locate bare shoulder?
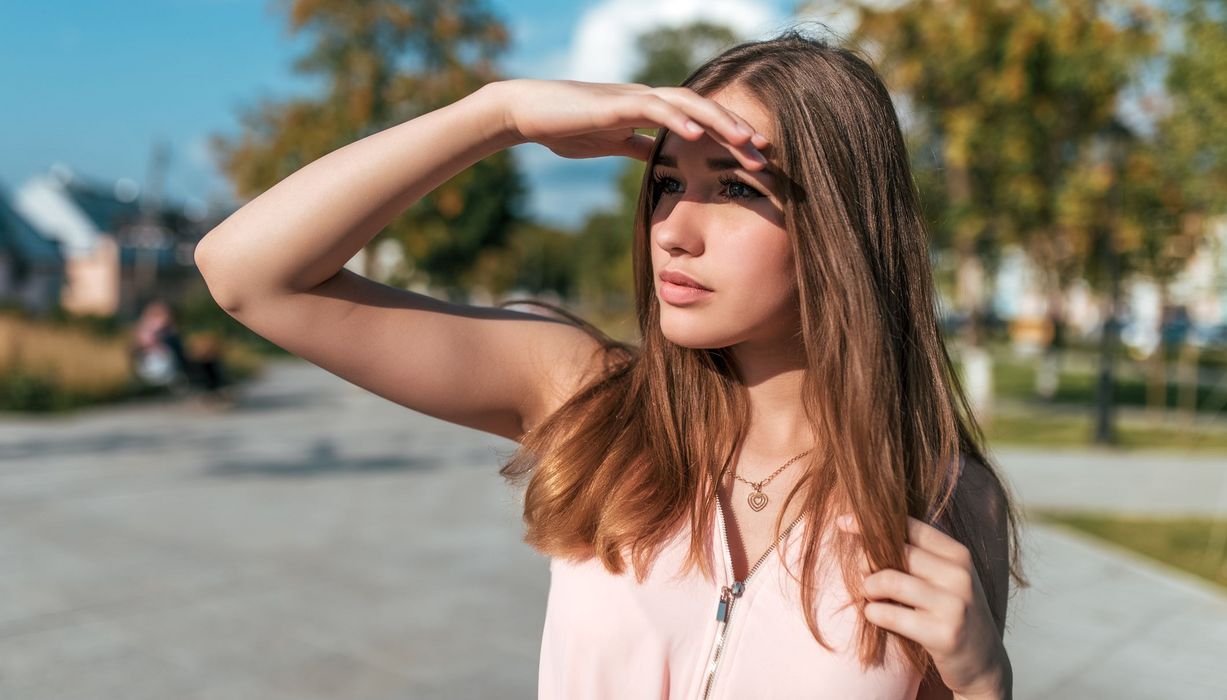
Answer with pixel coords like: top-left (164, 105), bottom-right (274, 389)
top-left (517, 315), bottom-right (611, 437)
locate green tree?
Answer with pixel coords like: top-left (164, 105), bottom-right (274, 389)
top-left (807, 0), bottom-right (1165, 437)
top-left (1159, 0), bottom-right (1227, 218)
top-left (823, 0), bottom-right (1160, 315)
top-left (464, 220), bottom-right (580, 299)
top-left (210, 0), bottom-right (527, 301)
top-left (1125, 0), bottom-right (1227, 411)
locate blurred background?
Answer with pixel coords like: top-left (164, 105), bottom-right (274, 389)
top-left (2, 0), bottom-right (1226, 698)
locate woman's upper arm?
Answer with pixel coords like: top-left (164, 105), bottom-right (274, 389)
top-left (214, 267), bottom-right (604, 442)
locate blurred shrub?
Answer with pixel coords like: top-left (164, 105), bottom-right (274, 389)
top-left (0, 285), bottom-right (267, 412)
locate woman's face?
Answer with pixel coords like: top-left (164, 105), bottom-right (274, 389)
top-left (649, 86), bottom-right (797, 350)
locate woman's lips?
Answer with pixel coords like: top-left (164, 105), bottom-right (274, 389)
top-left (659, 280), bottom-right (714, 305)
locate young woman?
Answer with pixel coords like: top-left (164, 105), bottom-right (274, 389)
top-left (197, 28), bottom-right (1027, 700)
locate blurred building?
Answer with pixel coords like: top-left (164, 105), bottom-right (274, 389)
top-left (1164, 216), bottom-right (1227, 327)
top-left (0, 180), bottom-right (65, 317)
top-left (10, 164), bottom-right (224, 321)
top-left (993, 214), bottom-right (1227, 354)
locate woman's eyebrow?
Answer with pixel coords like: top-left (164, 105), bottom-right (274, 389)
top-left (655, 153), bottom-right (778, 179)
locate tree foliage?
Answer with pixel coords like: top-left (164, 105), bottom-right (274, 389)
top-left (824, 0), bottom-right (1161, 302)
top-left (210, 0), bottom-right (527, 300)
top-left (1161, 0), bottom-right (1227, 217)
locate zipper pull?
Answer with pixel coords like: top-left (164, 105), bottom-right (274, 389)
top-left (714, 581), bottom-right (747, 622)
top-left (715, 585), bottom-right (731, 622)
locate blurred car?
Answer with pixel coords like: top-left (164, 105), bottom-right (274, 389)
top-left (1121, 310), bottom-right (1219, 358)
top-left (937, 307), bottom-right (1008, 340)
top-left (1189, 323), bottom-right (1227, 351)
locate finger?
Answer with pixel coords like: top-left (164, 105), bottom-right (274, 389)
top-left (651, 89), bottom-right (768, 170)
top-left (836, 514), bottom-right (969, 567)
top-left (851, 537), bottom-right (957, 584)
top-left (622, 132), bottom-right (657, 162)
top-left (904, 516), bottom-right (971, 565)
top-left (862, 601), bottom-right (945, 650)
top-left (863, 567), bottom-right (952, 613)
top-left (655, 86), bottom-right (759, 147)
top-left (901, 542), bottom-right (972, 594)
top-left (687, 124), bottom-right (768, 171)
top-left (632, 94), bottom-right (709, 143)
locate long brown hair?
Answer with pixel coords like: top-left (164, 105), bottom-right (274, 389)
top-left (498, 26), bottom-right (1028, 676)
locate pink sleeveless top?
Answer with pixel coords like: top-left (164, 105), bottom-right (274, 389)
top-left (537, 494), bottom-right (923, 699)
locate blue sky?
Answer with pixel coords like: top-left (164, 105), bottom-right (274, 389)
top-left (0, 0), bottom-right (808, 229)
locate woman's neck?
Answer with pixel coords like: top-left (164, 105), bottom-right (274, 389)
top-left (742, 373), bottom-right (814, 454)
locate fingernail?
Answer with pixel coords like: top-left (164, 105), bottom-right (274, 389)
top-left (685, 120), bottom-right (703, 133)
top-left (749, 148), bottom-right (767, 163)
top-left (736, 123), bottom-right (754, 137)
top-left (835, 514), bottom-right (854, 529)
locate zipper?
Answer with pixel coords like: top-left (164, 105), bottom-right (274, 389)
top-left (698, 493), bottom-right (806, 700)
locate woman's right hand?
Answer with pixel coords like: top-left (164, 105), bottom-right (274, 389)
top-left (492, 79), bottom-right (772, 170)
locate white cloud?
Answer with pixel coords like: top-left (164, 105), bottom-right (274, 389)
top-left (562, 0), bottom-right (786, 84)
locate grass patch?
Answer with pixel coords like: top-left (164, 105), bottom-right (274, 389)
top-left (985, 411), bottom-right (1227, 452)
top-left (0, 303), bottom-right (266, 412)
top-left (973, 348), bottom-right (1227, 416)
top-left (1029, 509), bottom-right (1227, 591)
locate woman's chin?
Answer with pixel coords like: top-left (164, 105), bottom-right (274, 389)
top-left (659, 320), bottom-right (734, 350)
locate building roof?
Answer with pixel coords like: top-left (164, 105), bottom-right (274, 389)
top-left (12, 165), bottom-right (210, 257)
top-left (0, 179), bottom-right (63, 267)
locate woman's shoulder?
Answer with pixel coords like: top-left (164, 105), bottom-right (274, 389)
top-left (950, 451), bottom-right (1014, 635)
top-left (952, 453), bottom-right (1008, 529)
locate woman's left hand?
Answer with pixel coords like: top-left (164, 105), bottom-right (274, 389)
top-left (835, 514), bottom-right (1009, 700)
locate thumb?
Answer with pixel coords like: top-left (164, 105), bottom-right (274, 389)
top-left (621, 132), bottom-right (657, 162)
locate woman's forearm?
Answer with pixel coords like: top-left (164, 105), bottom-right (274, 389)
top-left (194, 81), bottom-right (521, 311)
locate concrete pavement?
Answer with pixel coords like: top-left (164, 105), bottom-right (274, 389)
top-left (992, 445), bottom-right (1227, 517)
top-left (1002, 511), bottom-right (1227, 698)
top-left (2, 357), bottom-right (1225, 699)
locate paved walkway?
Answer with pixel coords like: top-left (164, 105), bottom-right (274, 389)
top-left (1, 358), bottom-right (1225, 699)
top-left (991, 445), bottom-right (1227, 517)
top-left (990, 445), bottom-right (1227, 698)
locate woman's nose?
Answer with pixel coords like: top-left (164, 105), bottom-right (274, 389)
top-left (652, 199), bottom-right (709, 253)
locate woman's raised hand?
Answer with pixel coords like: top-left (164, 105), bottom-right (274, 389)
top-left (836, 514), bottom-right (1011, 700)
top-left (491, 79), bottom-right (771, 170)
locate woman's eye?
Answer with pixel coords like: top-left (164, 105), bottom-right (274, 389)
top-left (717, 175), bottom-right (763, 200)
top-left (649, 172), bottom-right (762, 202)
top-left (651, 174), bottom-right (682, 196)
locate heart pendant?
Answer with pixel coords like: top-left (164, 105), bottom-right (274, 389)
top-left (748, 491), bottom-right (768, 512)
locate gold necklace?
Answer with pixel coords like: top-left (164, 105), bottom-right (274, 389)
top-left (731, 448), bottom-right (813, 512)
